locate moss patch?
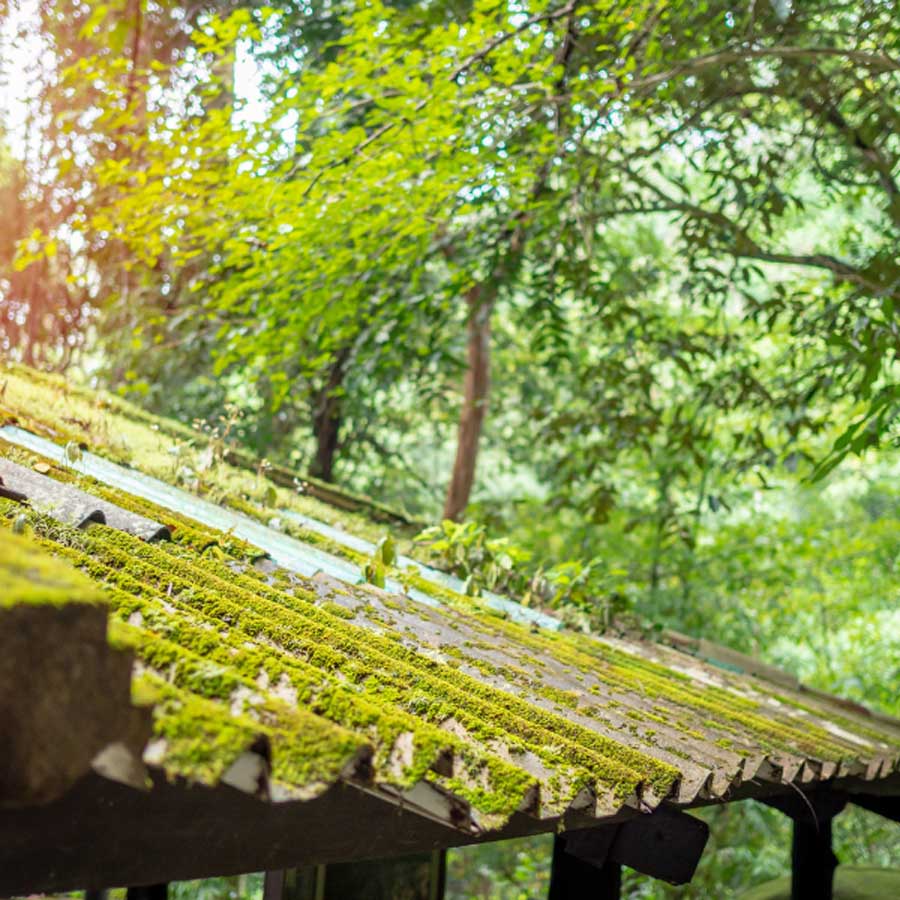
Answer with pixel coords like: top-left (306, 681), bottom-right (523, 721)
top-left (3, 365), bottom-right (898, 824)
top-left (0, 361), bottom-right (410, 544)
top-left (0, 524), bottom-right (104, 609)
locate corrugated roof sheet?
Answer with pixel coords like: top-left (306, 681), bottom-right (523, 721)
top-left (2, 361), bottom-right (899, 838)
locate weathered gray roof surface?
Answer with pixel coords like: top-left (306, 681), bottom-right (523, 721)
top-left (2, 362), bottom-right (899, 847)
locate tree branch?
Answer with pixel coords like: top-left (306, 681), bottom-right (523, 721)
top-left (630, 44), bottom-right (900, 95)
top-left (449, 1), bottom-right (578, 84)
top-left (620, 167), bottom-right (885, 292)
top-left (797, 91), bottom-right (899, 212)
top-left (126, 0), bottom-right (143, 109)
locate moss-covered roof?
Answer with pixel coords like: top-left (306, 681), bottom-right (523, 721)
top-left (0, 526), bottom-right (103, 609)
top-left (2, 360), bottom-right (899, 835)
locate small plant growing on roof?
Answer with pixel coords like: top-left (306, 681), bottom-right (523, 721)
top-left (174, 402), bottom-right (248, 498)
top-left (413, 519), bottom-right (531, 597)
top-left (254, 458), bottom-right (278, 508)
top-left (64, 441), bottom-right (82, 466)
top-left (361, 533), bottom-right (397, 589)
top-left (192, 402), bottom-right (244, 468)
top-left (167, 439), bottom-right (199, 489)
top-left (532, 559), bottom-right (628, 633)
top-left (414, 520), bottom-right (629, 632)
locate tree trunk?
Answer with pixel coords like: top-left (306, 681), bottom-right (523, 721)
top-left (310, 348), bottom-right (350, 483)
top-left (311, 398), bottom-right (341, 483)
top-left (440, 11), bottom-right (578, 521)
top-left (443, 287), bottom-right (493, 521)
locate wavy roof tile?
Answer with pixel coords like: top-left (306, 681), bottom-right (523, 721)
top-left (1, 361), bottom-right (899, 894)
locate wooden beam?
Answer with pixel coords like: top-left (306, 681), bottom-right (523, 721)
top-left (549, 835), bottom-right (621, 900)
top-left (556, 805), bottom-right (709, 888)
top-left (762, 790), bottom-right (847, 822)
top-left (850, 793), bottom-right (900, 825)
top-left (0, 772), bottom-right (477, 896)
top-left (8, 760), bottom-right (884, 899)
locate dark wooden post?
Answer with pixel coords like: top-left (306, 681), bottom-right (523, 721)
top-left (126, 885), bottom-right (168, 900)
top-left (791, 812), bottom-right (838, 900)
top-left (264, 866), bottom-right (324, 900)
top-left (763, 790), bottom-right (847, 900)
top-left (265, 853), bottom-right (444, 900)
top-left (264, 870), bottom-right (286, 900)
top-left (549, 834), bottom-right (621, 899)
top-left (85, 891), bottom-right (109, 900)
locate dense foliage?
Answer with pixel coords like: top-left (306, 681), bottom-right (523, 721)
top-left (1, 0), bottom-right (898, 897)
top-left (7, 0), bottom-right (900, 506)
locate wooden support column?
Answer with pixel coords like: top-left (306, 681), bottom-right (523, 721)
top-left (791, 811), bottom-right (838, 900)
top-left (549, 834), bottom-right (621, 900)
top-left (264, 870), bottom-right (286, 900)
top-left (264, 866), bottom-right (324, 900)
top-left (126, 886), bottom-right (168, 900)
top-left (85, 891), bottom-right (109, 900)
top-left (264, 852), bottom-right (445, 900)
top-left (763, 790), bottom-right (847, 900)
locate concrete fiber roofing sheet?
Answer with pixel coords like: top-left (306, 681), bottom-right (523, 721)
top-left (2, 361), bottom-right (900, 837)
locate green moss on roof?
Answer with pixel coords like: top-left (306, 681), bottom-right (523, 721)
top-left (128, 667), bottom-right (365, 790)
top-left (2, 362), bottom-right (898, 828)
top-left (15, 512), bottom-right (537, 817)
top-left (0, 523), bottom-right (103, 608)
top-left (39, 515), bottom-right (671, 805)
top-left (10, 482), bottom-right (895, 800)
top-left (415, 594), bottom-right (861, 764)
top-left (0, 361), bottom-right (410, 543)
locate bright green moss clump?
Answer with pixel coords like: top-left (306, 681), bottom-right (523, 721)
top-left (0, 523), bottom-right (103, 609)
top-left (128, 668), bottom-right (366, 790)
top-left (125, 639), bottom-right (408, 798)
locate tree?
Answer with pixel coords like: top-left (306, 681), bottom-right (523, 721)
top-left (14, 0), bottom-right (899, 518)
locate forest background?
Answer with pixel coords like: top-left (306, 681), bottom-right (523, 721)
top-left (0, 0), bottom-right (898, 896)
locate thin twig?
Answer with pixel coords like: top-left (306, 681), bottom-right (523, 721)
top-left (630, 44), bottom-right (900, 94)
top-left (449, 1), bottom-right (578, 84)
